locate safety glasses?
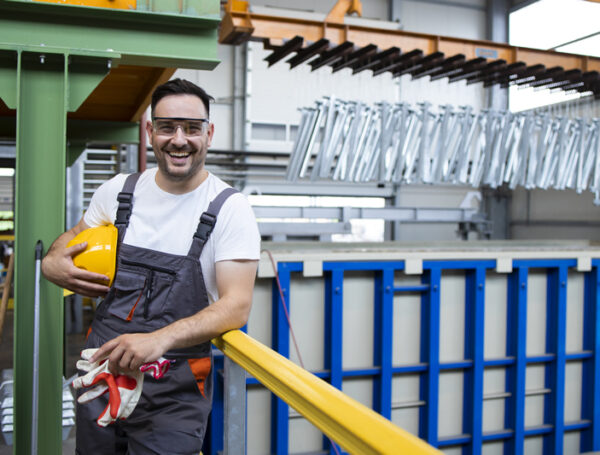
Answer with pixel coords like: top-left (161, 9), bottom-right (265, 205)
top-left (152, 117), bottom-right (210, 137)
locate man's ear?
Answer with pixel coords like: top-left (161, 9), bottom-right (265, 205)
top-left (206, 123), bottom-right (215, 147)
top-left (145, 119), bottom-right (153, 142)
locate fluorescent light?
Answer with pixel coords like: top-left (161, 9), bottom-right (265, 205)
top-left (556, 33), bottom-right (600, 57)
top-left (510, 0), bottom-right (600, 50)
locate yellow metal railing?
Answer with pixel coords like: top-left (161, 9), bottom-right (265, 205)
top-left (212, 330), bottom-right (441, 455)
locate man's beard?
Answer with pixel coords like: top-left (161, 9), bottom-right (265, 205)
top-left (157, 145), bottom-right (205, 181)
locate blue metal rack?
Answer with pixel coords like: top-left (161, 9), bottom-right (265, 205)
top-left (207, 257), bottom-right (600, 455)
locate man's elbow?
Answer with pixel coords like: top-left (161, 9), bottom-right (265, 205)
top-left (230, 296), bottom-right (253, 330)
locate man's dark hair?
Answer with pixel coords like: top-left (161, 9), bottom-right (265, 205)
top-left (151, 78), bottom-right (214, 118)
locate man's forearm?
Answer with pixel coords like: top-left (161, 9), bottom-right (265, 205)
top-left (90, 259), bottom-right (258, 371)
top-left (41, 218), bottom-right (111, 296)
top-left (90, 293), bottom-right (252, 372)
top-left (41, 227), bottom-right (80, 283)
top-left (156, 294), bottom-right (251, 352)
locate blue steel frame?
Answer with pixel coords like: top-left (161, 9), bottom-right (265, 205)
top-left (207, 257), bottom-right (600, 455)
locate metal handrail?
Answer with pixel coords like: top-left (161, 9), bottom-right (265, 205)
top-left (212, 329), bottom-right (441, 455)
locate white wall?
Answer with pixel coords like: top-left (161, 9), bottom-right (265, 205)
top-left (399, 0), bottom-right (486, 40)
top-left (177, 0), bottom-right (493, 242)
top-left (510, 187), bottom-right (600, 241)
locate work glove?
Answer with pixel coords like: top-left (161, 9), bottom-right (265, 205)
top-left (73, 348), bottom-right (171, 427)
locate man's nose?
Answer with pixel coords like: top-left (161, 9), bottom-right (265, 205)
top-left (171, 126), bottom-right (187, 145)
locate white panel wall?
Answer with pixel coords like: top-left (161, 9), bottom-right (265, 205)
top-left (511, 188), bottom-right (600, 241)
top-left (399, 0), bottom-right (486, 40)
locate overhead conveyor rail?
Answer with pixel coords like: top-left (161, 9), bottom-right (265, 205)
top-left (220, 0), bottom-right (600, 98)
top-left (212, 329), bottom-right (441, 455)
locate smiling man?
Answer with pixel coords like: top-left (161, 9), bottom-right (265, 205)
top-left (42, 79), bottom-right (261, 454)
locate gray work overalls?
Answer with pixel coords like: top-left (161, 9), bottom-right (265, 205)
top-left (76, 172), bottom-right (236, 455)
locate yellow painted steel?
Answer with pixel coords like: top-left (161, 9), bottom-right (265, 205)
top-left (33, 0), bottom-right (136, 10)
top-left (212, 330), bottom-right (441, 455)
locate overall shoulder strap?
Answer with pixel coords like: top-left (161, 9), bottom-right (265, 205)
top-left (188, 187), bottom-right (239, 258)
top-left (115, 172), bottom-right (142, 244)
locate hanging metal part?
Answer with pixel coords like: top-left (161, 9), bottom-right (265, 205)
top-left (264, 35), bottom-right (304, 66)
top-left (593, 120), bottom-right (600, 204)
top-left (412, 53), bottom-right (465, 80)
top-left (287, 38), bottom-right (330, 68)
top-left (310, 41), bottom-right (355, 71)
top-left (353, 47), bottom-right (401, 75)
top-left (442, 58), bottom-right (485, 83)
top-left (331, 44), bottom-right (378, 72)
top-left (373, 49), bottom-right (423, 77)
top-left (484, 62), bottom-right (527, 87)
top-left (397, 52), bottom-right (445, 78)
top-left (220, 0), bottom-right (600, 96)
top-left (288, 97), bottom-right (600, 202)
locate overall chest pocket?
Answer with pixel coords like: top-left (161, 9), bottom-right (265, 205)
top-left (109, 261), bottom-right (176, 323)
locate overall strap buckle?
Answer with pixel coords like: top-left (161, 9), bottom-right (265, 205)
top-left (194, 213), bottom-right (217, 242)
top-left (115, 192), bottom-right (134, 227)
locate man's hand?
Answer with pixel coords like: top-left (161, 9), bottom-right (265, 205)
top-left (41, 218), bottom-right (111, 297)
top-left (74, 348), bottom-right (172, 426)
top-left (42, 241), bottom-right (111, 297)
top-left (90, 332), bottom-right (172, 375)
top-left (73, 348), bottom-right (144, 427)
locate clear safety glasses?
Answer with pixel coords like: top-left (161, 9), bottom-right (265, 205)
top-left (152, 117), bottom-right (210, 137)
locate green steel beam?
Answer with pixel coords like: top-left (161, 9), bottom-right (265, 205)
top-left (67, 119), bottom-right (140, 165)
top-left (67, 145), bottom-right (86, 167)
top-left (0, 53), bottom-right (17, 109)
top-left (0, 48), bottom-right (111, 455)
top-left (67, 119), bottom-right (139, 144)
top-left (1, 117), bottom-right (140, 166)
top-left (0, 0), bottom-right (220, 69)
top-left (1, 118), bottom-right (139, 144)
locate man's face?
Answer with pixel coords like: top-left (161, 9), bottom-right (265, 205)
top-left (147, 94), bottom-right (214, 184)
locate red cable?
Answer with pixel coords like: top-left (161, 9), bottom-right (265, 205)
top-left (263, 249), bottom-right (342, 455)
top-left (264, 249), bottom-right (305, 368)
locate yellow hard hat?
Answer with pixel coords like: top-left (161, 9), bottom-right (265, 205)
top-left (64, 224), bottom-right (118, 295)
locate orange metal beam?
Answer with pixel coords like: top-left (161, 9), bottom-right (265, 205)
top-left (219, 1), bottom-right (600, 96)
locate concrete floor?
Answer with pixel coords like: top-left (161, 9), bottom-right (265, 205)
top-left (0, 310), bottom-right (88, 455)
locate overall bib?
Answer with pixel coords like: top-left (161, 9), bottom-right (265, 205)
top-left (76, 173), bottom-right (236, 455)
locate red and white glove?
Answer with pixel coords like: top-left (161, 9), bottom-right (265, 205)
top-left (73, 348), bottom-right (171, 427)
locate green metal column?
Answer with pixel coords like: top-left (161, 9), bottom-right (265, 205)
top-left (0, 48), bottom-right (110, 454)
top-left (0, 1), bottom-right (220, 451)
top-left (17, 49), bottom-right (67, 455)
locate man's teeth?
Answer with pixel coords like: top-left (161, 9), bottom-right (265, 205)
top-left (168, 151), bottom-right (190, 157)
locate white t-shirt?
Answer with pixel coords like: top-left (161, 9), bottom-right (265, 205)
top-left (84, 168), bottom-right (261, 303)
